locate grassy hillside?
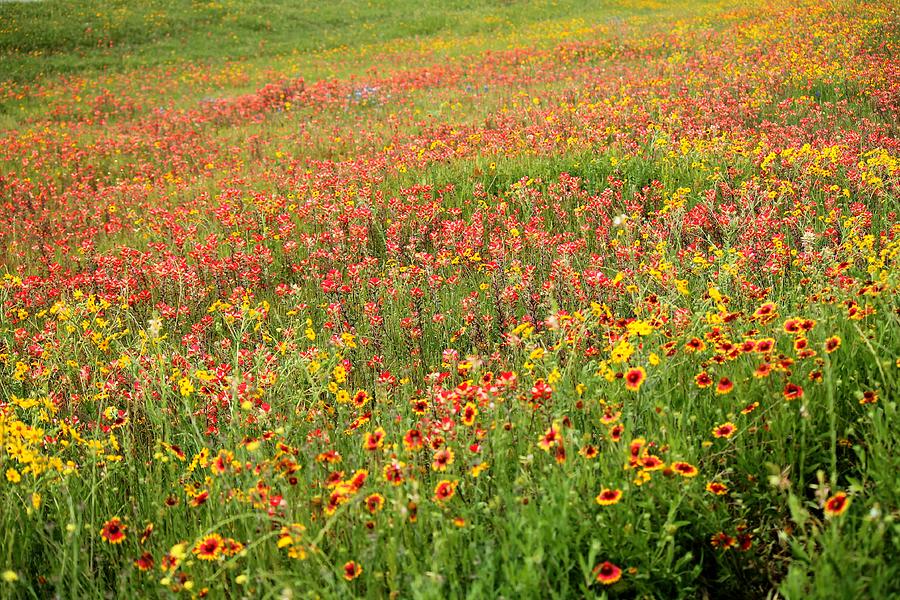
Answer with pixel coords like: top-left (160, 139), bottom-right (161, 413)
top-left (0, 0), bottom-right (710, 82)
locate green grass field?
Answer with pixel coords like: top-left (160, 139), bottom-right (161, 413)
top-left (0, 0), bottom-right (715, 82)
top-left (0, 0), bottom-right (898, 598)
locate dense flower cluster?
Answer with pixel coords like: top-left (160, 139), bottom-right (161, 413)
top-left (0, 0), bottom-right (898, 597)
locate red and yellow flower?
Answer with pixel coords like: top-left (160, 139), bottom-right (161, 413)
top-left (433, 479), bottom-right (458, 503)
top-left (595, 488), bottom-right (623, 506)
top-left (824, 492), bottom-right (850, 517)
top-left (593, 561), bottom-right (622, 585)
top-left (624, 367), bottom-right (646, 392)
top-left (672, 461), bottom-right (698, 478)
top-left (193, 533), bottom-right (225, 561)
top-left (343, 560), bottom-right (362, 581)
top-left (100, 517), bottom-right (127, 544)
top-left (712, 422), bottom-right (737, 439)
top-left (706, 481), bottom-right (729, 495)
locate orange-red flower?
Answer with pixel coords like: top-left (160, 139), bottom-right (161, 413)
top-left (383, 461), bottom-right (406, 486)
top-left (211, 449), bottom-right (232, 474)
top-left (348, 469), bottom-right (368, 491)
top-left (640, 455), bottom-right (665, 471)
top-left (433, 479), bottom-right (458, 503)
top-left (712, 422), bottom-right (737, 439)
top-left (624, 367), bottom-right (646, 392)
top-left (711, 532), bottom-right (736, 549)
top-left (223, 538), bottom-right (244, 557)
top-left (431, 447), bottom-right (455, 471)
top-left (403, 429), bottom-right (424, 452)
top-left (461, 402), bottom-right (478, 426)
top-left (365, 493), bottom-right (385, 514)
top-left (824, 336), bottom-right (841, 353)
top-left (754, 338), bottom-right (775, 353)
top-left (139, 522), bottom-right (154, 545)
top-left (685, 337), bottom-right (706, 352)
top-left (134, 552), bottom-right (154, 571)
top-left (672, 461), bottom-right (698, 477)
top-left (538, 425), bottom-right (561, 451)
top-left (595, 488), bottom-right (622, 506)
top-left (754, 362), bottom-right (772, 378)
top-left (100, 517), bottom-right (127, 544)
top-left (695, 372), bottom-right (713, 388)
top-left (343, 560), bottom-right (362, 581)
top-left (706, 481), bottom-right (729, 495)
top-left (783, 318), bottom-right (803, 334)
top-left (579, 444), bottom-right (599, 459)
top-left (317, 449), bottom-right (342, 464)
top-left (554, 443), bottom-right (567, 465)
top-left (783, 382), bottom-right (804, 401)
top-left (715, 378), bottom-right (734, 395)
top-left (363, 427), bottom-right (386, 451)
top-left (824, 492), bottom-right (850, 517)
top-left (753, 302), bottom-right (777, 321)
top-left (193, 534), bottom-right (225, 561)
top-left (593, 561), bottom-right (622, 585)
top-left (352, 390), bottom-right (370, 408)
top-left (609, 424), bottom-right (624, 442)
top-left (600, 411), bottom-right (620, 425)
top-left (860, 390), bottom-right (878, 405)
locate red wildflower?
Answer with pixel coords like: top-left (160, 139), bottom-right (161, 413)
top-left (712, 422), bottom-right (737, 439)
top-left (365, 493), bottom-right (385, 514)
top-left (711, 532), bottom-right (736, 550)
top-left (860, 390), bottom-right (878, 405)
top-left (403, 429), bottom-right (424, 452)
top-left (531, 378), bottom-right (553, 402)
top-left (783, 382), bottom-right (804, 401)
top-left (343, 560), bottom-right (362, 581)
top-left (824, 492), bottom-right (850, 517)
top-left (431, 447), bottom-right (455, 471)
top-left (461, 402), bottom-right (478, 426)
top-left (706, 482), bottom-right (729, 495)
top-left (624, 367), bottom-right (646, 392)
top-left (100, 518), bottom-right (127, 544)
top-left (595, 488), bottom-right (623, 506)
top-left (433, 479), bottom-right (458, 503)
top-left (672, 461), bottom-right (698, 477)
top-left (193, 534), bottom-right (224, 561)
top-left (695, 372), bottom-right (713, 388)
top-left (715, 378), bottom-right (734, 395)
top-left (538, 425), bottom-right (561, 451)
top-left (593, 561), bottom-right (622, 585)
top-left (134, 552), bottom-right (154, 571)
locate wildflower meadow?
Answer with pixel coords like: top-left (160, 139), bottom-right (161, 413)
top-left (0, 0), bottom-right (898, 597)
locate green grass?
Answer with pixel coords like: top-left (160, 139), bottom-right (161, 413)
top-left (0, 0), bottom-right (696, 83)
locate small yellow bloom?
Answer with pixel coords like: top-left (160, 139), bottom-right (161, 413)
top-left (626, 320), bottom-right (653, 336)
top-left (178, 377), bottom-right (195, 397)
top-left (170, 543), bottom-right (188, 561)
